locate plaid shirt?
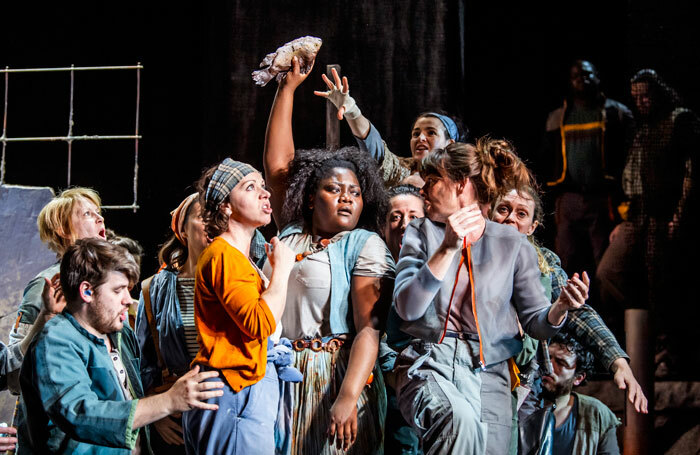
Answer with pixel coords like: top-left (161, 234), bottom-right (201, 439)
top-left (541, 247), bottom-right (629, 371)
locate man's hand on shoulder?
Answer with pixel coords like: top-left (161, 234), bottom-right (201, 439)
top-left (164, 365), bottom-right (225, 413)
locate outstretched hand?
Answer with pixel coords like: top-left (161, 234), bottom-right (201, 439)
top-left (557, 272), bottom-right (590, 311)
top-left (611, 358), bottom-right (648, 414)
top-left (314, 67), bottom-right (356, 120)
top-left (280, 55), bottom-right (315, 91)
top-left (165, 365), bottom-right (225, 413)
top-left (548, 271), bottom-right (590, 325)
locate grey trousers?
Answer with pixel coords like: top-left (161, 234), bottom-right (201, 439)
top-left (395, 338), bottom-right (513, 455)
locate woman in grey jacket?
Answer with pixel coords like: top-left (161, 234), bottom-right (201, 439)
top-left (392, 139), bottom-right (589, 455)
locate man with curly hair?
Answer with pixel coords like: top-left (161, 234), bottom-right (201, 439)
top-left (519, 332), bottom-right (620, 455)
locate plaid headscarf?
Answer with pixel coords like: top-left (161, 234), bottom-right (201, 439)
top-left (204, 158), bottom-right (257, 210)
top-left (170, 193), bottom-right (199, 246)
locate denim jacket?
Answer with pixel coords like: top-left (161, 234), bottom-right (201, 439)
top-left (392, 218), bottom-right (563, 367)
top-left (278, 222), bottom-right (375, 335)
top-left (20, 312), bottom-right (150, 454)
top-left (135, 269), bottom-right (192, 392)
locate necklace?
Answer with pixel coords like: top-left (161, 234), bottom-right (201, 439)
top-left (295, 238), bottom-right (330, 262)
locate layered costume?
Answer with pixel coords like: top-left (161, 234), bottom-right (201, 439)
top-left (390, 218), bottom-right (563, 454)
top-left (266, 222), bottom-right (395, 455)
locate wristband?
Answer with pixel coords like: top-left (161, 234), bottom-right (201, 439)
top-left (343, 96), bottom-right (362, 120)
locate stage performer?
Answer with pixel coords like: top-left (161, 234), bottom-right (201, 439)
top-left (391, 139), bottom-right (585, 454)
top-left (135, 193), bottom-right (209, 453)
top-left (181, 158), bottom-right (296, 455)
top-left (315, 68), bottom-right (466, 188)
top-left (264, 56), bottom-right (395, 454)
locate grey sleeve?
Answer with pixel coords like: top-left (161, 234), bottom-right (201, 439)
top-left (513, 239), bottom-right (564, 340)
top-left (393, 223), bottom-right (443, 321)
top-left (597, 427), bottom-right (621, 455)
top-left (0, 341), bottom-right (24, 391)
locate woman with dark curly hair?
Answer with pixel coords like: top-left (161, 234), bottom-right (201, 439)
top-left (263, 56), bottom-right (395, 455)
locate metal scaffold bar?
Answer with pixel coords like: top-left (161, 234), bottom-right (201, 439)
top-left (0, 65), bottom-right (143, 73)
top-left (0, 64), bottom-right (142, 210)
top-left (1, 135), bottom-right (141, 142)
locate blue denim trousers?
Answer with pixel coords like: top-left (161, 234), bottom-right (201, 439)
top-left (183, 363), bottom-right (279, 455)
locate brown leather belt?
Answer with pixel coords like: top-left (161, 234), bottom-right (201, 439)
top-left (291, 337), bottom-right (346, 353)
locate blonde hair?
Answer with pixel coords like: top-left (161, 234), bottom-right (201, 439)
top-left (38, 188), bottom-right (102, 256)
top-left (528, 237), bottom-right (554, 276)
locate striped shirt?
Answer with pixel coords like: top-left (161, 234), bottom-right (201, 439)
top-left (176, 277), bottom-right (199, 360)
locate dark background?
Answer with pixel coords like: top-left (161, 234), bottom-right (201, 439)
top-left (2, 0), bottom-right (699, 276)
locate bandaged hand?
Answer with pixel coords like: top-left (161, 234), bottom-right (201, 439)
top-left (314, 68), bottom-right (362, 120)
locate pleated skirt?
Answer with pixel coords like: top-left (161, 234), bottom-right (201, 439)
top-left (276, 344), bottom-right (387, 455)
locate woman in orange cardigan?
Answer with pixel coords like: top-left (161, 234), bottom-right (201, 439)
top-left (182, 158), bottom-right (295, 455)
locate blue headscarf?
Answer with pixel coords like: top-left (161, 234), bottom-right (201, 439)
top-left (425, 112), bottom-right (459, 141)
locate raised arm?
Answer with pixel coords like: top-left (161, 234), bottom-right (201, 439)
top-left (264, 56), bottom-right (315, 229)
top-left (314, 68), bottom-right (371, 139)
top-left (394, 207), bottom-right (484, 321)
top-left (393, 221), bottom-right (442, 321)
top-left (313, 69), bottom-right (394, 166)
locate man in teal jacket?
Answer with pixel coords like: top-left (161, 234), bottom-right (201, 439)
top-left (20, 238), bottom-right (225, 454)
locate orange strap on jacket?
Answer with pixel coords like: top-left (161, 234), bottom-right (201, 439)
top-left (440, 238), bottom-right (486, 369)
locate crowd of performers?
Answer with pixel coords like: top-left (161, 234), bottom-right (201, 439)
top-left (0, 56), bottom-right (697, 455)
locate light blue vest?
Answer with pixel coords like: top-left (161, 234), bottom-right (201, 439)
top-left (278, 222), bottom-right (374, 335)
top-left (135, 269), bottom-right (192, 392)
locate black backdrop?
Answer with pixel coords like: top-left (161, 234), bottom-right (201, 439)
top-left (2, 0), bottom-right (698, 276)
